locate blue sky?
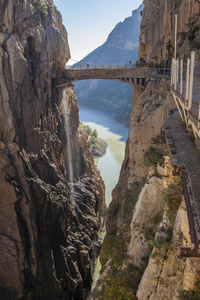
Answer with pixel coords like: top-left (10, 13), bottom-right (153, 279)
top-left (53, 0), bottom-right (143, 64)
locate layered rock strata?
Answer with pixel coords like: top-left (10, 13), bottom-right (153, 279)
top-left (0, 1), bottom-right (105, 299)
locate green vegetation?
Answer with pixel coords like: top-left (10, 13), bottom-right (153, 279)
top-left (164, 178), bottom-right (183, 222)
top-left (96, 177), bottom-right (148, 299)
top-left (179, 280), bottom-right (200, 299)
top-left (97, 229), bottom-right (146, 300)
top-left (96, 262), bottom-right (144, 300)
top-left (144, 146), bottom-right (164, 167)
top-left (148, 177), bottom-right (182, 259)
top-left (37, 0), bottom-right (48, 17)
top-left (144, 213), bottom-right (163, 242)
top-left (102, 232), bottom-right (127, 267)
top-left (144, 176), bottom-right (182, 260)
top-left (143, 133), bottom-right (167, 169)
top-left (123, 178), bottom-right (146, 223)
top-left (79, 122), bottom-right (98, 150)
top-left (151, 133), bottom-right (166, 145)
top-left (144, 212), bottom-right (173, 259)
top-left (150, 228), bottom-right (173, 259)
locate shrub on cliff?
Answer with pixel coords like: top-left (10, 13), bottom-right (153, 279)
top-left (144, 146), bottom-right (164, 167)
top-left (98, 230), bottom-right (145, 300)
top-left (37, 0), bottom-right (48, 17)
top-left (179, 280), bottom-right (200, 299)
top-left (165, 178), bottom-right (182, 222)
top-left (123, 178), bottom-right (146, 223)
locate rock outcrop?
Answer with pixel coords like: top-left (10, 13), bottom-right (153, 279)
top-left (139, 0), bottom-right (200, 63)
top-left (0, 1), bottom-right (106, 299)
top-left (136, 200), bottom-right (192, 300)
top-left (96, 1), bottom-right (200, 299)
top-left (106, 78), bottom-right (175, 235)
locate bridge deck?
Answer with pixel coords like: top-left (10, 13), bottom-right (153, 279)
top-left (56, 67), bottom-right (157, 87)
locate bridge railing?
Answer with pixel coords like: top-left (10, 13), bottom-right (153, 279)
top-left (68, 63), bottom-right (135, 69)
top-left (67, 62), bottom-right (171, 77)
top-left (171, 52), bottom-right (200, 107)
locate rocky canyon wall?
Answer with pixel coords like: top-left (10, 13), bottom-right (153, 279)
top-left (0, 1), bottom-right (105, 299)
top-left (139, 0), bottom-right (200, 63)
top-left (93, 0), bottom-right (200, 299)
top-left (106, 78), bottom-right (175, 235)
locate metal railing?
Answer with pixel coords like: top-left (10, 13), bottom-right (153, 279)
top-left (67, 62), bottom-right (171, 78)
top-left (68, 63), bottom-right (135, 69)
top-left (171, 51), bottom-right (200, 137)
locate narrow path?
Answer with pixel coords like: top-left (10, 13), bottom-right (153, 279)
top-left (165, 110), bottom-right (200, 241)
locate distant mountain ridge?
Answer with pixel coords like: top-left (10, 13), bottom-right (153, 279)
top-left (74, 4), bottom-right (144, 127)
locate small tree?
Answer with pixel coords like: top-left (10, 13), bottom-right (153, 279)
top-left (92, 129), bottom-right (98, 138)
top-left (37, 0), bottom-right (48, 17)
top-left (85, 125), bottom-right (93, 135)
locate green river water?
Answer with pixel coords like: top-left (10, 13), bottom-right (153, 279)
top-left (79, 105), bottom-right (129, 290)
top-left (79, 105), bottom-right (129, 206)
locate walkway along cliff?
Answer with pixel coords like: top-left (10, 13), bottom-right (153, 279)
top-left (0, 1), bottom-right (106, 299)
top-left (89, 0), bottom-right (200, 299)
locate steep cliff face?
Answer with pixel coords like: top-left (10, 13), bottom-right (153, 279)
top-left (139, 0), bottom-right (200, 63)
top-left (0, 1), bottom-right (105, 299)
top-left (107, 78), bottom-right (174, 235)
top-left (96, 1), bottom-right (200, 299)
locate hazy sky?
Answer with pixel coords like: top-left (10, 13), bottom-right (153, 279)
top-left (53, 0), bottom-right (143, 64)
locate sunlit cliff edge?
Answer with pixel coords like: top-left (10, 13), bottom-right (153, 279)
top-left (0, 1), bottom-right (106, 299)
top-left (90, 0), bottom-right (200, 299)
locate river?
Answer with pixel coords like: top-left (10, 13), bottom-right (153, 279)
top-left (79, 105), bottom-right (129, 206)
top-left (79, 105), bottom-right (129, 290)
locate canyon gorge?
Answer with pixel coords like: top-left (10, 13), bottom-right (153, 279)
top-left (0, 0), bottom-right (200, 300)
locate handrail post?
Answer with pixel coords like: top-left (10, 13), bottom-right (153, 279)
top-left (188, 51), bottom-right (195, 110)
top-left (174, 59), bottom-right (177, 90)
top-left (176, 59), bottom-right (179, 83)
top-left (198, 102), bottom-right (200, 130)
top-left (174, 15), bottom-right (177, 60)
top-left (171, 59), bottom-right (174, 86)
top-left (176, 58), bottom-right (179, 84)
top-left (180, 59), bottom-right (183, 95)
top-left (186, 58), bottom-right (190, 104)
